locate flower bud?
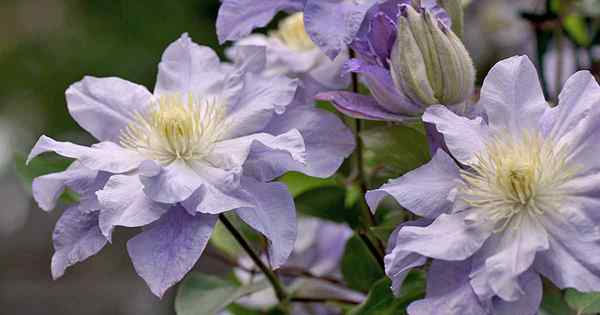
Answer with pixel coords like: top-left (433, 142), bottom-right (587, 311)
top-left (390, 5), bottom-right (475, 106)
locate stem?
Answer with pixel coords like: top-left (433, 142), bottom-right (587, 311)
top-left (291, 297), bottom-right (360, 305)
top-left (347, 48), bottom-right (386, 269)
top-left (554, 20), bottom-right (564, 102)
top-left (218, 214), bottom-right (290, 311)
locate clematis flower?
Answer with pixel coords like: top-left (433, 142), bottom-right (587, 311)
top-left (367, 55), bottom-right (600, 314)
top-left (231, 218), bottom-right (363, 315)
top-left (27, 33), bottom-right (355, 298)
top-left (318, 0), bottom-right (474, 122)
top-left (226, 12), bottom-right (350, 91)
top-left (216, 0), bottom-right (378, 59)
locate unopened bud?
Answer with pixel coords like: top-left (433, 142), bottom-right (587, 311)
top-left (390, 5), bottom-right (475, 106)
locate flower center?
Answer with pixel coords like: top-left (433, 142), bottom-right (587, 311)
top-left (120, 95), bottom-right (227, 164)
top-left (459, 131), bottom-right (576, 230)
top-left (271, 13), bottom-right (316, 51)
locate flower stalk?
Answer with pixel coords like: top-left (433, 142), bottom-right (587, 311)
top-left (218, 214), bottom-right (291, 313)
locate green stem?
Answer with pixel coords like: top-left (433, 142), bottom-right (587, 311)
top-left (218, 214), bottom-right (290, 313)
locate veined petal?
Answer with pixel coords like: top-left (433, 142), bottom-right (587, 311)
top-left (244, 104), bottom-right (354, 181)
top-left (32, 162), bottom-right (98, 211)
top-left (366, 149), bottom-right (460, 218)
top-left (479, 56), bottom-right (547, 136)
top-left (422, 105), bottom-right (489, 164)
top-left (491, 271), bottom-right (542, 315)
top-left (154, 33), bottom-right (226, 96)
top-left (28, 135), bottom-right (144, 173)
top-left (407, 260), bottom-right (488, 315)
top-left (394, 212), bottom-right (493, 261)
top-left (96, 174), bottom-right (169, 240)
top-left (127, 206), bottom-right (217, 298)
top-left (51, 205), bottom-right (107, 280)
top-left (470, 213), bottom-right (549, 302)
top-left (317, 91), bottom-right (411, 121)
top-left (216, 0), bottom-right (305, 43)
top-left (235, 178), bottom-right (297, 269)
top-left (66, 76), bottom-right (153, 142)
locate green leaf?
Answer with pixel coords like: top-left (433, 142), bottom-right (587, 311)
top-left (370, 210), bottom-right (406, 245)
top-left (540, 280), bottom-right (575, 315)
top-left (279, 171), bottom-right (338, 197)
top-left (295, 186), bottom-right (362, 228)
top-left (176, 273), bottom-right (270, 315)
top-left (348, 272), bottom-right (426, 315)
top-left (341, 235), bottom-right (385, 292)
top-left (361, 125), bottom-right (429, 189)
top-left (564, 14), bottom-right (592, 47)
top-left (210, 213), bottom-right (263, 258)
top-left (564, 289), bottom-right (600, 315)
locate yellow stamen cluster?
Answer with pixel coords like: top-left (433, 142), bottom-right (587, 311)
top-left (460, 131), bottom-right (577, 231)
top-left (120, 95), bottom-right (227, 164)
top-left (271, 13), bottom-right (316, 51)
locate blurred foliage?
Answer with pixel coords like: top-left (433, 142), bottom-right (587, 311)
top-left (564, 289), bottom-right (600, 314)
top-left (341, 235), bottom-right (385, 292)
top-left (348, 272), bottom-right (425, 315)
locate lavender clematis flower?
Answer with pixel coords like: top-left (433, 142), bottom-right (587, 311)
top-left (367, 55), bottom-right (600, 314)
top-left (27, 33), bottom-right (354, 298)
top-left (232, 218), bottom-right (363, 315)
top-left (319, 0), bottom-right (474, 122)
top-left (226, 12), bottom-right (350, 91)
top-left (217, 0), bottom-right (378, 59)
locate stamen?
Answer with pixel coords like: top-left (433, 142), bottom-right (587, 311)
top-left (459, 130), bottom-right (577, 232)
top-left (120, 94), bottom-right (227, 164)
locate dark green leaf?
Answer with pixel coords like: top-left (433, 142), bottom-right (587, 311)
top-left (279, 171), bottom-right (338, 197)
top-left (176, 273), bottom-right (269, 315)
top-left (295, 186), bottom-right (362, 228)
top-left (540, 280), bottom-right (575, 315)
top-left (361, 125), bottom-right (429, 189)
top-left (348, 272), bottom-right (426, 315)
top-left (564, 289), bottom-right (600, 315)
top-left (341, 235), bottom-right (385, 292)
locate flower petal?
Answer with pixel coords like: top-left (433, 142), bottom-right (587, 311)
top-left (470, 213), bottom-right (549, 302)
top-left (96, 174), bottom-right (169, 240)
top-left (235, 178), bottom-right (297, 269)
top-left (317, 91), bottom-right (410, 121)
top-left (422, 105), bottom-right (489, 164)
top-left (127, 206), bottom-right (217, 298)
top-left (394, 212), bottom-right (493, 261)
top-left (154, 33), bottom-right (225, 96)
top-left (303, 0), bottom-right (377, 59)
top-left (66, 76), bottom-right (153, 142)
top-left (366, 149), bottom-right (460, 218)
top-left (28, 135), bottom-right (144, 173)
top-left (492, 271), bottom-right (543, 315)
top-left (32, 162), bottom-right (98, 211)
top-left (51, 205), bottom-right (107, 279)
top-left (216, 0), bottom-right (305, 43)
top-left (479, 56), bottom-right (547, 136)
top-left (407, 260), bottom-right (488, 315)
top-left (222, 72), bottom-right (298, 139)
top-left (244, 104), bottom-right (354, 180)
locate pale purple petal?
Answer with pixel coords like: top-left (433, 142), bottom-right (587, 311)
top-left (366, 149), bottom-right (460, 218)
top-left (423, 105), bottom-right (489, 164)
top-left (154, 33), bottom-right (226, 96)
top-left (51, 205), bottom-right (107, 279)
top-left (244, 104), bottom-right (354, 180)
top-left (216, 0), bottom-right (305, 43)
top-left (394, 212), bottom-right (493, 261)
top-left (222, 73), bottom-right (298, 139)
top-left (96, 174), bottom-right (169, 240)
top-left (303, 0), bottom-right (377, 59)
top-left (235, 178), bottom-right (297, 269)
top-left (407, 260), bottom-right (487, 315)
top-left (542, 71), bottom-right (600, 141)
top-left (479, 56), bottom-right (547, 136)
top-left (127, 206), bottom-right (217, 298)
top-left (533, 202), bottom-right (600, 292)
top-left (28, 135), bottom-right (144, 173)
top-left (317, 91), bottom-right (410, 121)
top-left (66, 76), bottom-right (153, 142)
top-left (141, 160), bottom-right (239, 204)
top-left (470, 213), bottom-right (549, 302)
top-left (32, 162), bottom-right (98, 211)
top-left (344, 58), bottom-right (422, 115)
top-left (492, 271), bottom-right (542, 315)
